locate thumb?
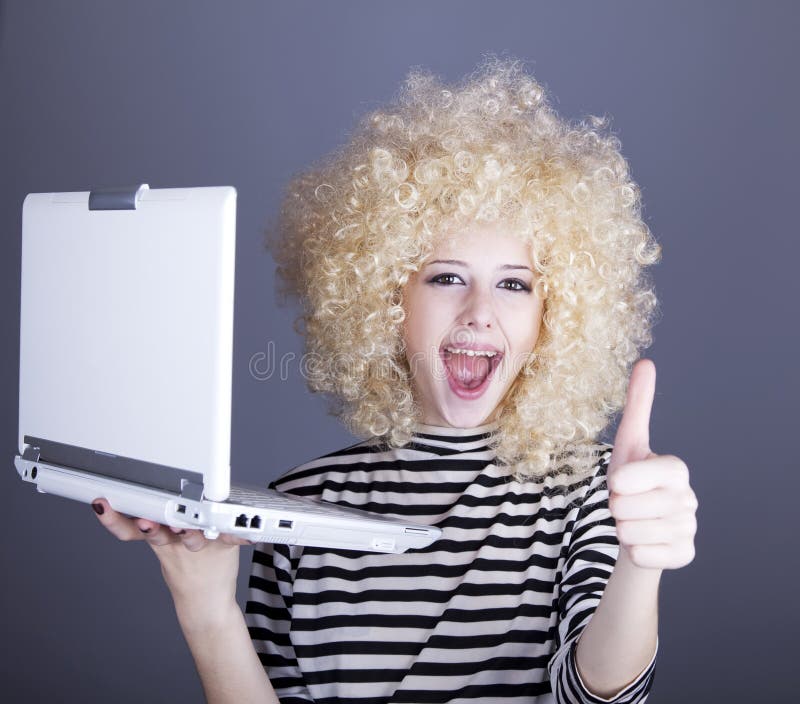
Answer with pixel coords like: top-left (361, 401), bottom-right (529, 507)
top-left (610, 358), bottom-right (656, 472)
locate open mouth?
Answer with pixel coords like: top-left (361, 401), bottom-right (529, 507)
top-left (440, 346), bottom-right (504, 399)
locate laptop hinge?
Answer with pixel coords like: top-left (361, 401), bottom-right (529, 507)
top-left (22, 444), bottom-right (41, 463)
top-left (24, 435), bottom-right (205, 497)
top-left (179, 479), bottom-right (204, 501)
top-left (88, 183), bottom-right (149, 211)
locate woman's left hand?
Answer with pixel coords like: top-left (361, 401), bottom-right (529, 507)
top-left (606, 359), bottom-right (699, 570)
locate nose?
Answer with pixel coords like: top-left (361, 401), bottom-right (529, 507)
top-left (457, 286), bottom-right (495, 329)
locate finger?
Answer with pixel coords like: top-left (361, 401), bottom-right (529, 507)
top-left (617, 515), bottom-right (697, 547)
top-left (627, 543), bottom-right (696, 570)
top-left (135, 519), bottom-right (179, 547)
top-left (610, 486), bottom-right (689, 521)
top-left (616, 518), bottom-right (677, 546)
top-left (176, 529), bottom-right (210, 553)
top-left (618, 519), bottom-right (667, 547)
top-left (608, 456), bottom-right (689, 495)
top-left (92, 498), bottom-right (150, 542)
top-left (611, 359), bottom-right (656, 470)
top-left (219, 533), bottom-right (253, 546)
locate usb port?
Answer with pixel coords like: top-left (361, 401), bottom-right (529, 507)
top-left (278, 519), bottom-right (293, 530)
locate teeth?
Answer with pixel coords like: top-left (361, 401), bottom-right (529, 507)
top-left (444, 347), bottom-right (497, 357)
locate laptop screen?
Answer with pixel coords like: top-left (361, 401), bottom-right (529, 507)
top-left (18, 185), bottom-right (236, 501)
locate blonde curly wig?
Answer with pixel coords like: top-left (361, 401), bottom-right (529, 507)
top-left (265, 55), bottom-right (661, 483)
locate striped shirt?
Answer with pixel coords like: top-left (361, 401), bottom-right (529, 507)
top-left (245, 422), bottom-right (658, 703)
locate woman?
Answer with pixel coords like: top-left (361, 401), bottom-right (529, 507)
top-left (93, 56), bottom-right (698, 703)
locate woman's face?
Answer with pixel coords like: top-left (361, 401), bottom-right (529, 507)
top-left (401, 222), bottom-right (544, 428)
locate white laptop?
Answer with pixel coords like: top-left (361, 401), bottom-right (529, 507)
top-left (14, 184), bottom-right (440, 553)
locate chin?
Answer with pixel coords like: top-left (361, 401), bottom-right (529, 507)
top-left (439, 397), bottom-right (501, 428)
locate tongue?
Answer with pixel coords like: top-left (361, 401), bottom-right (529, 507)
top-left (445, 353), bottom-right (491, 390)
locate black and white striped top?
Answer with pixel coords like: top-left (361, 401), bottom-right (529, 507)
top-left (245, 421), bottom-right (658, 703)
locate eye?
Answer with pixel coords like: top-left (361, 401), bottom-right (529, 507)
top-left (428, 273), bottom-right (464, 286)
top-left (498, 278), bottom-right (531, 292)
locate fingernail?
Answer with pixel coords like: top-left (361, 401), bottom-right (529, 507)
top-left (178, 530), bottom-right (186, 535)
top-left (139, 527), bottom-right (151, 534)
top-left (92, 503), bottom-right (104, 515)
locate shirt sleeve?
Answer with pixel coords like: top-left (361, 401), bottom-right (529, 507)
top-left (547, 452), bottom-right (658, 703)
top-left (244, 538), bottom-right (314, 704)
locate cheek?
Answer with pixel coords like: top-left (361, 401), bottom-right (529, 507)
top-left (403, 292), bottom-right (449, 351)
top-left (505, 303), bottom-right (544, 361)
top-left (523, 312), bottom-right (543, 348)
top-left (401, 320), bottom-right (420, 357)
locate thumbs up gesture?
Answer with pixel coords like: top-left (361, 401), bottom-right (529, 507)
top-left (607, 359), bottom-right (699, 570)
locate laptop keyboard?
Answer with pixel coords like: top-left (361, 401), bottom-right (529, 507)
top-left (225, 484), bottom-right (406, 524)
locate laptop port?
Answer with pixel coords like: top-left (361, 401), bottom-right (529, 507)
top-left (235, 513), bottom-right (248, 527)
top-left (176, 504), bottom-right (186, 514)
top-left (278, 519), bottom-right (293, 530)
top-left (250, 515), bottom-right (261, 530)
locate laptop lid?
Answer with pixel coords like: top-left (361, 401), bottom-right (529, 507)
top-left (18, 184), bottom-right (236, 502)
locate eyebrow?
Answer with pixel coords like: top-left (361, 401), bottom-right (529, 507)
top-left (425, 259), bottom-right (534, 272)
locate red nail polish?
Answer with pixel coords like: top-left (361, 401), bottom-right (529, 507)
top-left (92, 503), bottom-right (104, 515)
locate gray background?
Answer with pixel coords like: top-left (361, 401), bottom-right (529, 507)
top-left (1, 1), bottom-right (797, 701)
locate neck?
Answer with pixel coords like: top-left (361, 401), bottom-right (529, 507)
top-left (413, 419), bottom-right (500, 436)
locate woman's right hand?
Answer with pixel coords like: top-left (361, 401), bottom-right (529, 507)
top-left (92, 499), bottom-right (281, 702)
top-left (90, 498), bottom-right (252, 626)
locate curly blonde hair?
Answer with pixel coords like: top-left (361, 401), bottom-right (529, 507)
top-left (265, 55), bottom-right (661, 483)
